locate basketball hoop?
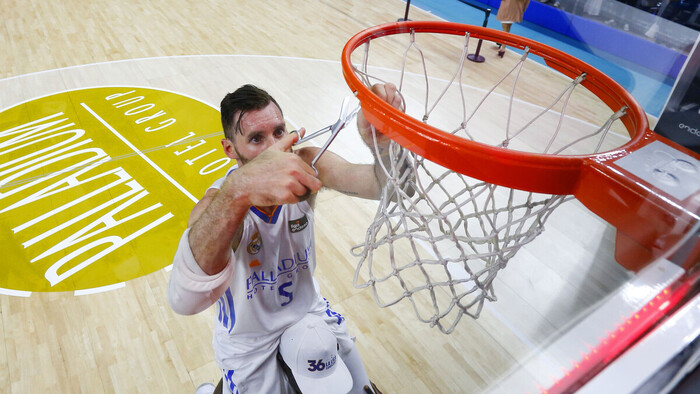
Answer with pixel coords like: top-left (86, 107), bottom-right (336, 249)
top-left (341, 21), bottom-right (700, 334)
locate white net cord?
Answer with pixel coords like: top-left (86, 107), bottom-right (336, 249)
top-left (352, 137), bottom-right (571, 333)
top-left (349, 28), bottom-right (627, 334)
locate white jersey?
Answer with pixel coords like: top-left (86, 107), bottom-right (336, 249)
top-left (168, 166), bottom-right (370, 393)
top-left (214, 201), bottom-right (326, 335)
top-left (169, 166), bottom-right (330, 369)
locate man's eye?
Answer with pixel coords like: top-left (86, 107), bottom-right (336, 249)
top-left (274, 129), bottom-right (285, 137)
top-left (250, 136), bottom-right (261, 144)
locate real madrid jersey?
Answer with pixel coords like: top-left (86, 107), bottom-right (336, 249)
top-left (213, 200), bottom-right (326, 336)
top-left (167, 165), bottom-right (328, 368)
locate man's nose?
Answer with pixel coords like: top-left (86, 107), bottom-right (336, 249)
top-left (264, 138), bottom-right (278, 151)
top-left (266, 133), bottom-right (286, 150)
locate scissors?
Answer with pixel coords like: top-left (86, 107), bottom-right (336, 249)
top-left (294, 96), bottom-right (360, 174)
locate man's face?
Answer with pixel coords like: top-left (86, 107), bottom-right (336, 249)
top-left (222, 102), bottom-right (287, 164)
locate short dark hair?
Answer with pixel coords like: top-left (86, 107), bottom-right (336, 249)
top-left (220, 84), bottom-right (283, 140)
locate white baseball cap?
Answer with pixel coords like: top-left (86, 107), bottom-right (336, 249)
top-left (279, 314), bottom-right (353, 394)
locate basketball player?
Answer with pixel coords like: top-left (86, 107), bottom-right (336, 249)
top-left (167, 83), bottom-right (401, 393)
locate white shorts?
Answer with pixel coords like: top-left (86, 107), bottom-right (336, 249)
top-left (219, 309), bottom-right (357, 394)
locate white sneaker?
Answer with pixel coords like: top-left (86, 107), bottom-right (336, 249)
top-left (195, 382), bottom-right (215, 394)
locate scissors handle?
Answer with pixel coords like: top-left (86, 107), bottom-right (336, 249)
top-left (295, 125), bottom-right (332, 145)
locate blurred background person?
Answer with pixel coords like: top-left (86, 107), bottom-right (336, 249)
top-left (496, 0), bottom-right (531, 57)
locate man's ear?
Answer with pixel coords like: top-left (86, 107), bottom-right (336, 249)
top-left (221, 138), bottom-right (238, 160)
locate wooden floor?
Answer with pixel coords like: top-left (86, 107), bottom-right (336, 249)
top-left (0, 1), bottom-right (646, 393)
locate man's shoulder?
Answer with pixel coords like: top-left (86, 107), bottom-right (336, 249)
top-left (287, 200), bottom-right (313, 217)
top-left (209, 164), bottom-right (239, 190)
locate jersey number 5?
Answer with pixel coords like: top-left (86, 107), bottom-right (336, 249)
top-left (279, 281), bottom-right (293, 306)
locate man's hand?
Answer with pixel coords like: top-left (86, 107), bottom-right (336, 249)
top-left (293, 84), bottom-right (410, 202)
top-left (356, 83), bottom-right (414, 200)
top-left (188, 130), bottom-right (322, 275)
top-left (357, 83), bottom-right (402, 149)
top-left (227, 130), bottom-right (322, 207)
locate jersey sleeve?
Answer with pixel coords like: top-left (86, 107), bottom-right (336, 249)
top-left (209, 164), bottom-right (238, 191)
top-left (209, 176), bottom-right (225, 190)
top-left (167, 228), bottom-right (234, 315)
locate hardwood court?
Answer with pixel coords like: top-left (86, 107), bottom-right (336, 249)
top-left (0, 1), bottom-right (645, 392)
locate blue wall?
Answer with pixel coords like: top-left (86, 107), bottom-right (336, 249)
top-left (481, 0), bottom-right (686, 78)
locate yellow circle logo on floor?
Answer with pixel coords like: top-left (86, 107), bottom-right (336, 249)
top-left (0, 87), bottom-right (231, 292)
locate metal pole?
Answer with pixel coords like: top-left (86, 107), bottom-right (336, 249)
top-left (399, 0), bottom-right (412, 22)
top-left (467, 8), bottom-right (491, 63)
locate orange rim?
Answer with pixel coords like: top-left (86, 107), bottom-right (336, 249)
top-left (341, 21), bottom-right (651, 195)
top-left (343, 21), bottom-right (700, 272)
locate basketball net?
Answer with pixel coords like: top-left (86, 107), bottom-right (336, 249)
top-left (348, 27), bottom-right (630, 334)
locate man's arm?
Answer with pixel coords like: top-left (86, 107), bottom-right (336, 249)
top-left (296, 148), bottom-right (383, 199)
top-left (187, 187), bottom-right (218, 227)
top-left (297, 83), bottom-right (404, 200)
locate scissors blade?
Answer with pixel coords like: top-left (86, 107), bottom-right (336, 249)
top-left (309, 103), bottom-right (361, 173)
top-left (294, 97), bottom-right (359, 146)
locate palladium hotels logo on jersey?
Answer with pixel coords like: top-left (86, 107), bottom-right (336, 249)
top-left (245, 240), bottom-right (313, 303)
